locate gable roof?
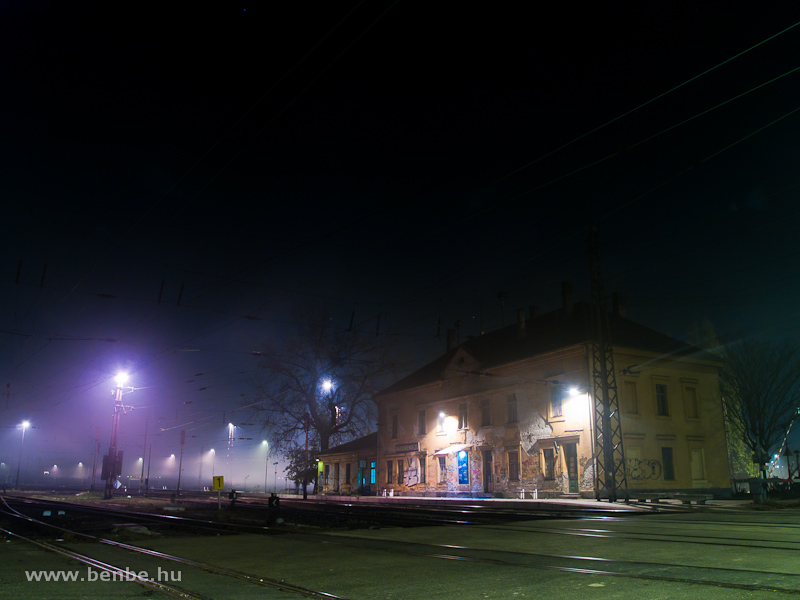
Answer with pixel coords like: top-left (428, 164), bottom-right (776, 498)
top-left (376, 302), bottom-right (717, 398)
top-left (317, 432), bottom-right (378, 457)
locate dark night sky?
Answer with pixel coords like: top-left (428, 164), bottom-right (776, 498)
top-left (2, 2), bottom-right (800, 482)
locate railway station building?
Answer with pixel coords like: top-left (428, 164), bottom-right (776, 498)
top-left (372, 289), bottom-right (731, 499)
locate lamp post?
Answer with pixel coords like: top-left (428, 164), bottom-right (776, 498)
top-left (104, 372), bottom-right (130, 500)
top-left (262, 440), bottom-right (268, 493)
top-left (14, 420), bottom-right (30, 490)
top-left (273, 462), bottom-right (278, 494)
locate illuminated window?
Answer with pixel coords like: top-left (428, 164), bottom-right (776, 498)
top-left (684, 386), bottom-right (699, 419)
top-left (457, 450), bottom-right (469, 485)
top-left (386, 460), bottom-right (393, 484)
top-left (656, 384), bottom-right (669, 416)
top-left (480, 398), bottom-right (491, 426)
top-left (438, 456), bottom-right (447, 483)
top-left (370, 461), bottom-right (376, 485)
top-left (624, 381), bottom-right (638, 414)
top-left (391, 414), bottom-right (398, 438)
top-left (508, 450), bottom-right (520, 481)
top-left (458, 403), bottom-right (468, 429)
top-left (543, 448), bottom-right (555, 480)
top-left (418, 410), bottom-right (426, 435)
top-left (550, 388), bottom-right (563, 418)
top-left (507, 394), bottom-right (518, 423)
top-left (436, 412), bottom-right (445, 433)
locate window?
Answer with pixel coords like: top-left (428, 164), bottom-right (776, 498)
top-left (419, 455), bottom-right (426, 484)
top-left (550, 388), bottom-right (563, 418)
top-left (458, 403), bottom-right (468, 429)
top-left (684, 386), bottom-right (699, 419)
top-left (508, 450), bottom-right (520, 481)
top-left (507, 394), bottom-right (518, 423)
top-left (370, 461), bottom-right (376, 485)
top-left (661, 447), bottom-right (675, 480)
top-left (656, 383), bottom-right (669, 416)
top-left (334, 463), bottom-right (340, 490)
top-left (345, 463), bottom-right (351, 486)
top-left (436, 411), bottom-right (445, 433)
top-left (391, 414), bottom-right (398, 438)
top-left (457, 450), bottom-right (469, 484)
top-left (542, 448), bottom-right (556, 480)
top-left (397, 459), bottom-right (404, 485)
top-left (386, 460), bottom-right (393, 484)
top-left (623, 381), bottom-right (638, 414)
top-left (480, 398), bottom-right (491, 426)
top-left (690, 449), bottom-right (705, 481)
top-left (418, 410), bottom-right (426, 435)
top-left (438, 455), bottom-right (447, 483)
top-left (324, 464), bottom-right (330, 486)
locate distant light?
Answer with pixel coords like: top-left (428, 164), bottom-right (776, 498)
top-left (21, 420), bottom-right (30, 429)
top-left (78, 462), bottom-right (83, 467)
top-left (114, 372), bottom-right (129, 386)
top-left (228, 423), bottom-right (234, 427)
top-left (170, 454), bottom-right (175, 459)
top-left (138, 457), bottom-right (143, 461)
top-left (439, 412), bottom-right (445, 418)
top-left (210, 449), bottom-right (215, 453)
top-left (53, 465), bottom-right (57, 469)
top-left (262, 440), bottom-right (268, 445)
top-left (321, 379), bottom-right (333, 392)
top-left (568, 387), bottom-right (579, 396)
top-left (458, 450), bottom-right (467, 459)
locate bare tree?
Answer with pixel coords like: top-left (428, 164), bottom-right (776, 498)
top-left (719, 339), bottom-right (800, 478)
top-left (254, 308), bottom-right (396, 453)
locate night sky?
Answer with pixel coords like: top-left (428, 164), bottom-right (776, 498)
top-left (2, 2), bottom-right (800, 486)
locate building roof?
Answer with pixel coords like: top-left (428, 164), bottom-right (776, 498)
top-left (376, 302), bottom-right (718, 398)
top-left (317, 432), bottom-right (378, 457)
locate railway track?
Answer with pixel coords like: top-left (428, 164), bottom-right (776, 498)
top-left (3, 493), bottom-right (800, 597)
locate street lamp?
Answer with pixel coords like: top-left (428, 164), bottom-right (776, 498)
top-left (15, 420), bottom-right (30, 489)
top-left (104, 372), bottom-right (132, 499)
top-left (273, 461), bottom-right (278, 493)
top-left (262, 440), bottom-right (269, 493)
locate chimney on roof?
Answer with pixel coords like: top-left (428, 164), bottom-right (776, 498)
top-left (561, 281), bottom-right (573, 317)
top-left (446, 328), bottom-right (457, 351)
top-left (612, 292), bottom-right (627, 317)
top-left (517, 308), bottom-right (526, 339)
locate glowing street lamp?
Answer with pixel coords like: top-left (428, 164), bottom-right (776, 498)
top-left (14, 420), bottom-right (30, 489)
top-left (104, 372), bottom-right (135, 499)
top-left (262, 440), bottom-right (269, 493)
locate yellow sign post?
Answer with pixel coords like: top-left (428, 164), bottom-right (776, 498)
top-left (213, 476), bottom-right (224, 509)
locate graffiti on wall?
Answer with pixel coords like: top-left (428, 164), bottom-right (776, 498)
top-left (626, 458), bottom-right (662, 480)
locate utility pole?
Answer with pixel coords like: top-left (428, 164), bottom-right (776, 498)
top-left (176, 430), bottom-right (185, 496)
top-left (273, 461), bottom-right (278, 493)
top-left (588, 227), bottom-right (628, 502)
top-left (139, 411), bottom-right (149, 495)
top-left (145, 444), bottom-right (152, 497)
top-left (90, 426), bottom-right (99, 492)
top-left (103, 376), bottom-right (126, 499)
top-left (198, 446), bottom-right (204, 490)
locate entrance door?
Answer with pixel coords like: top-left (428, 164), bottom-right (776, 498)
top-left (483, 450), bottom-right (493, 493)
top-left (564, 443), bottom-right (579, 494)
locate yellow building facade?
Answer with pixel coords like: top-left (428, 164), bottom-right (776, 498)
top-left (373, 301), bottom-right (731, 498)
